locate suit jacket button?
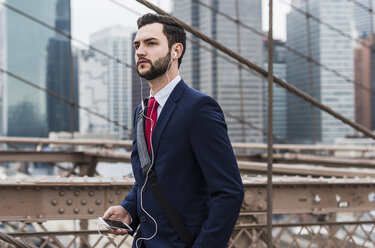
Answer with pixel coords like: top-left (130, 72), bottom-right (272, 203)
top-left (140, 215), bottom-right (146, 222)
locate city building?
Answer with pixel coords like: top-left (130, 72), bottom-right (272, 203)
top-left (78, 49), bottom-right (111, 134)
top-left (286, 0), bottom-right (355, 144)
top-left (353, 0), bottom-right (375, 38)
top-left (131, 32), bottom-right (150, 118)
top-left (90, 25), bottom-right (135, 139)
top-left (3, 0), bottom-right (77, 137)
top-left (354, 35), bottom-right (375, 131)
top-left (263, 37), bottom-right (287, 142)
top-left (173, 0), bottom-right (264, 143)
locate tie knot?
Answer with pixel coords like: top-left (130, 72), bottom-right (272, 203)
top-left (148, 97), bottom-right (159, 109)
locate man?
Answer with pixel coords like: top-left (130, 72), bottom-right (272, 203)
top-left (103, 13), bottom-right (244, 248)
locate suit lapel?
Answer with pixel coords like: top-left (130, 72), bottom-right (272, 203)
top-left (152, 80), bottom-right (187, 155)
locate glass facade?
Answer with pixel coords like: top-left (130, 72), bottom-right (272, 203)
top-left (90, 26), bottom-right (134, 140)
top-left (286, 0), bottom-right (354, 144)
top-left (263, 39), bottom-right (287, 142)
top-left (4, 0), bottom-right (78, 137)
top-left (354, 0), bottom-right (375, 38)
top-left (173, 0), bottom-right (264, 144)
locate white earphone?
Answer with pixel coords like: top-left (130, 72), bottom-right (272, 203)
top-left (173, 51), bottom-right (177, 58)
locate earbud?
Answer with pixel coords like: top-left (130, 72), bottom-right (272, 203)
top-left (173, 51), bottom-right (177, 58)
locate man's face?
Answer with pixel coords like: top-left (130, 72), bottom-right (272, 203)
top-left (134, 23), bottom-right (171, 80)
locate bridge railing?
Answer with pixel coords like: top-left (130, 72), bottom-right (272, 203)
top-left (1, 176), bottom-right (375, 247)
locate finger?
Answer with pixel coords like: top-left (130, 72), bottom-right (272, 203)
top-left (114, 229), bottom-right (128, 236)
top-left (103, 208), bottom-right (114, 219)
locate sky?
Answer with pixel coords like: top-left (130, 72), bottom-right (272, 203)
top-left (71, 0), bottom-right (291, 45)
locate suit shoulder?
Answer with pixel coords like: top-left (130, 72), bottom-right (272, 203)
top-left (183, 86), bottom-right (218, 106)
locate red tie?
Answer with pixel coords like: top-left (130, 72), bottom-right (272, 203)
top-left (145, 97), bottom-right (159, 154)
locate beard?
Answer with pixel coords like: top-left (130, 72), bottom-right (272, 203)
top-left (136, 51), bottom-right (171, 81)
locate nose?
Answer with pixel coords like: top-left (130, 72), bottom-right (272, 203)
top-left (136, 45), bottom-right (146, 58)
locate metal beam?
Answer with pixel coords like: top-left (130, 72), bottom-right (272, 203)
top-left (238, 160), bottom-right (375, 177)
top-left (0, 136), bottom-right (132, 148)
top-left (1, 176), bottom-right (375, 221)
top-left (0, 150), bottom-right (131, 163)
top-left (0, 136), bottom-right (374, 153)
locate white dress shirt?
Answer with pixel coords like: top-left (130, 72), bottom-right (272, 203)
top-left (150, 75), bottom-right (181, 119)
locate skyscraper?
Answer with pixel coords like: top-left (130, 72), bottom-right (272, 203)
top-left (263, 37), bottom-right (287, 142)
top-left (90, 26), bottom-right (135, 139)
top-left (354, 35), bottom-right (375, 131)
top-left (4, 0), bottom-right (76, 137)
top-left (131, 32), bottom-right (150, 119)
top-left (173, 0), bottom-right (264, 143)
top-left (78, 49), bottom-right (110, 134)
top-left (286, 0), bottom-right (354, 144)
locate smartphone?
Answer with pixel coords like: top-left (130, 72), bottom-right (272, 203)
top-left (98, 217), bottom-right (133, 233)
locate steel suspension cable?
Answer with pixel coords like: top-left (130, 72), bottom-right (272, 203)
top-left (0, 68), bottom-right (130, 131)
top-left (135, 0), bottom-right (375, 141)
top-left (107, 0), bottom-right (290, 142)
top-left (0, 2), bottom-right (134, 70)
top-left (0, 1), bottom-right (132, 131)
top-left (234, 0), bottom-right (246, 142)
top-left (305, 0), bottom-right (317, 144)
top-left (266, 0), bottom-right (274, 245)
top-left (278, 0), bottom-right (375, 52)
top-left (193, 0), bottom-right (375, 95)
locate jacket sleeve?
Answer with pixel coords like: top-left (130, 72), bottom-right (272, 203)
top-left (121, 182), bottom-right (140, 231)
top-left (120, 105), bottom-right (142, 231)
top-left (189, 96), bottom-right (244, 248)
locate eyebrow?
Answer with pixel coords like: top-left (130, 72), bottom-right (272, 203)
top-left (133, 37), bottom-right (159, 46)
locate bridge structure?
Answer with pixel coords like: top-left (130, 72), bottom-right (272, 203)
top-left (1, 0), bottom-right (375, 247)
top-left (0, 137), bottom-right (374, 247)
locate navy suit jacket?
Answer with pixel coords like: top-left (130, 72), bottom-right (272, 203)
top-left (121, 79), bottom-right (244, 247)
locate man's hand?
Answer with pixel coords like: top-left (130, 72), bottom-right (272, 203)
top-left (102, 206), bottom-right (132, 235)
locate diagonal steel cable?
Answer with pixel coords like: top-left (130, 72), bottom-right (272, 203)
top-left (108, 0), bottom-right (290, 142)
top-left (0, 68), bottom-right (130, 131)
top-left (278, 0), bottom-right (375, 52)
top-left (0, 2), bottom-right (135, 69)
top-left (193, 0), bottom-right (375, 95)
top-left (0, 1), bottom-right (132, 131)
top-left (351, 0), bottom-right (374, 15)
top-left (136, 0), bottom-right (375, 141)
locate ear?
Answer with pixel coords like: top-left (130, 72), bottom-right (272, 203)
top-left (172, 43), bottom-right (183, 59)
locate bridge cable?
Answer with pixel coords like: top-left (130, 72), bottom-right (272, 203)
top-left (3, 0), bottom-right (286, 141)
top-left (107, 0), bottom-right (288, 142)
top-left (193, 0), bottom-right (375, 95)
top-left (135, 0), bottom-right (375, 141)
top-left (0, 67), bottom-right (130, 131)
top-left (277, 0), bottom-right (375, 52)
top-left (0, 2), bottom-right (131, 131)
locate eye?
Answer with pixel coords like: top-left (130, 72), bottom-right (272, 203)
top-left (148, 41), bottom-right (157, 46)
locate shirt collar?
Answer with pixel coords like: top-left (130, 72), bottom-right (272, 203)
top-left (150, 75), bottom-right (181, 108)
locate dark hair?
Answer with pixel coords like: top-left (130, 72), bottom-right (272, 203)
top-left (137, 13), bottom-right (186, 68)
